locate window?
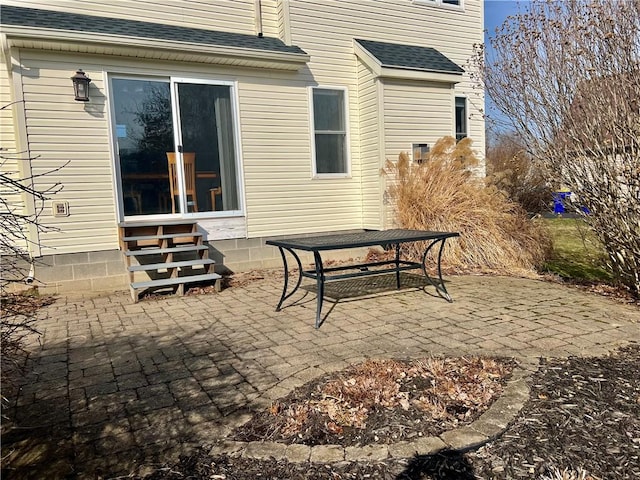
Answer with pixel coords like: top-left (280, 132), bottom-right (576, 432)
top-left (413, 143), bottom-right (430, 163)
top-left (455, 96), bottom-right (467, 141)
top-left (415, 0), bottom-right (462, 8)
top-left (311, 87), bottom-right (349, 175)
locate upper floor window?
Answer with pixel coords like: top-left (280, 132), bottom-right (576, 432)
top-left (455, 96), bottom-right (467, 141)
top-left (311, 87), bottom-right (350, 176)
top-left (415, 0), bottom-right (463, 9)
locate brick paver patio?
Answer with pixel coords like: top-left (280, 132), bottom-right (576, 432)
top-left (4, 274), bottom-right (639, 478)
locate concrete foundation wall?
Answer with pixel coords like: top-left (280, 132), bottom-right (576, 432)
top-left (31, 249), bottom-right (129, 294)
top-left (28, 232), bottom-right (370, 294)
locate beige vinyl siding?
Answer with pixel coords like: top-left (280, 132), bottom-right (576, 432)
top-left (0, 49), bottom-right (29, 255)
top-left (15, 48), bottom-right (365, 249)
top-left (240, 82), bottom-right (363, 236)
top-left (380, 80), bottom-right (455, 229)
top-left (8, 0), bottom-right (484, 254)
top-left (3, 0), bottom-right (257, 35)
top-left (289, 0), bottom-right (482, 76)
top-left (18, 51), bottom-right (117, 255)
top-left (288, 0), bottom-right (485, 154)
top-left (276, 0), bottom-right (292, 44)
top-left (260, 0), bottom-right (281, 38)
top-left (382, 80), bottom-right (454, 160)
top-left (1, 48), bottom-right (35, 256)
top-left (0, 57), bottom-right (16, 155)
top-left (0, 54), bottom-right (19, 198)
top-left (287, 0), bottom-right (484, 228)
top-left (357, 60), bottom-right (383, 230)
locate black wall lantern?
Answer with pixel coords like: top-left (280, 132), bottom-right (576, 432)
top-left (71, 69), bottom-right (91, 102)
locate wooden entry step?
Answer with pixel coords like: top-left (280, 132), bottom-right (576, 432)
top-left (119, 220), bottom-right (221, 302)
top-left (124, 244), bottom-right (209, 257)
top-left (122, 231), bottom-right (204, 243)
top-left (128, 258), bottom-right (215, 272)
top-left (131, 273), bottom-right (222, 300)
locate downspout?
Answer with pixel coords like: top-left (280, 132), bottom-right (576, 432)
top-left (254, 0), bottom-right (263, 37)
top-left (25, 263), bottom-right (35, 284)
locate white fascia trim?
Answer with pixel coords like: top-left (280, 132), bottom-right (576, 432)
top-left (3, 25), bottom-right (310, 70)
top-left (353, 39), bottom-right (462, 84)
top-left (379, 66), bottom-right (462, 84)
top-left (1, 34), bottom-right (12, 73)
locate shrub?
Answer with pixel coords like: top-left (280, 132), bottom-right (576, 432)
top-left (477, 0), bottom-right (640, 296)
top-left (383, 137), bottom-right (552, 274)
top-left (486, 133), bottom-right (552, 214)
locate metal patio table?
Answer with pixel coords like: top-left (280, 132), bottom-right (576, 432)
top-left (266, 229), bottom-right (460, 328)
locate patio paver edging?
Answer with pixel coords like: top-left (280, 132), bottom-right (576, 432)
top-left (209, 361), bottom-right (535, 463)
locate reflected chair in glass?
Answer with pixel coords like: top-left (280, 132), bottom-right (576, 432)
top-left (210, 186), bottom-right (222, 211)
top-left (167, 152), bottom-right (198, 213)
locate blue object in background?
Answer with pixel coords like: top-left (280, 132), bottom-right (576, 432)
top-left (553, 192), bottom-right (571, 214)
top-left (553, 192), bottom-right (590, 215)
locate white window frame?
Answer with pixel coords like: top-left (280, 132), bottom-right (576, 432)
top-left (309, 86), bottom-right (351, 178)
top-left (455, 96), bottom-right (468, 142)
top-left (170, 77), bottom-right (245, 218)
top-left (107, 73), bottom-right (245, 221)
top-left (413, 0), bottom-right (464, 11)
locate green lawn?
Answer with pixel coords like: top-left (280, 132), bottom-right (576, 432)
top-left (541, 217), bottom-right (611, 282)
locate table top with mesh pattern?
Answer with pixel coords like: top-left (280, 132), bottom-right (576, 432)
top-left (266, 229), bottom-right (459, 252)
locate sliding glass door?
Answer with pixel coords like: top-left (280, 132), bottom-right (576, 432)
top-left (174, 81), bottom-right (240, 214)
top-left (111, 76), bottom-right (241, 218)
top-left (112, 78), bottom-right (174, 216)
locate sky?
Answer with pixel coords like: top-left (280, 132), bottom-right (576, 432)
top-left (483, 1), bottom-right (530, 133)
top-left (485, 0), bottom-right (525, 40)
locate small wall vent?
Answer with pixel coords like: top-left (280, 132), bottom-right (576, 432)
top-left (52, 201), bottom-right (70, 217)
top-left (412, 143), bottom-right (430, 163)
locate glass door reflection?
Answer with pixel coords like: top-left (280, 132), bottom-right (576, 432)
top-left (113, 78), bottom-right (175, 216)
top-left (113, 78), bottom-right (241, 217)
top-left (174, 82), bottom-right (239, 213)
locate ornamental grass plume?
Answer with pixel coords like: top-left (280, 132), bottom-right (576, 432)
top-left (383, 136), bottom-right (551, 274)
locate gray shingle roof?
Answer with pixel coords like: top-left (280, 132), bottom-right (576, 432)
top-left (0, 5), bottom-right (307, 55)
top-left (355, 38), bottom-right (464, 74)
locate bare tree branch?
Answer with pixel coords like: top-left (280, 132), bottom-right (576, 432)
top-left (475, 0), bottom-right (640, 296)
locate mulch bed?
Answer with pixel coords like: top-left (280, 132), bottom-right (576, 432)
top-left (468, 342), bottom-right (640, 479)
top-left (555, 279), bottom-right (640, 307)
top-left (143, 344), bottom-right (640, 480)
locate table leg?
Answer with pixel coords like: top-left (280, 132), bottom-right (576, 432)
top-left (421, 238), bottom-right (453, 302)
top-left (394, 242), bottom-right (401, 289)
top-left (275, 246), bottom-right (303, 312)
top-left (313, 250), bottom-right (325, 329)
